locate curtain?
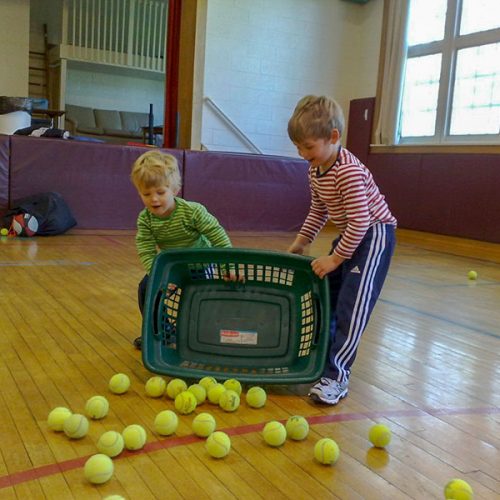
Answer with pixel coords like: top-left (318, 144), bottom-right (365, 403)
top-left (373, 0), bottom-right (410, 145)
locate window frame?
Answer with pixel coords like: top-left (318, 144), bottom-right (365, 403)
top-left (378, 0), bottom-right (500, 148)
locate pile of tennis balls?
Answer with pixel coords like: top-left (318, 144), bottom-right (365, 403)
top-left (47, 372), bottom-right (148, 487)
top-left (47, 371), bottom-right (473, 498)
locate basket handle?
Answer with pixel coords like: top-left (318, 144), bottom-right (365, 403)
top-left (312, 293), bottom-right (323, 346)
top-left (151, 288), bottom-right (164, 337)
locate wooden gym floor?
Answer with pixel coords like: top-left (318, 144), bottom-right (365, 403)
top-left (0, 226), bottom-right (498, 499)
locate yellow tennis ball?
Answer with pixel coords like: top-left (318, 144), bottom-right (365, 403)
top-left (84, 453), bottom-right (114, 484)
top-left (205, 431), bottom-right (231, 458)
top-left (154, 410), bottom-right (179, 436)
top-left (245, 386), bottom-right (267, 408)
top-left (85, 395), bottom-right (109, 419)
top-left (0, 228), bottom-right (8, 236)
top-left (97, 430), bottom-right (124, 457)
top-left (263, 421), bottom-right (287, 447)
top-left (104, 496), bottom-right (126, 500)
top-left (207, 383), bottom-right (226, 404)
top-left (444, 478), bottom-right (473, 500)
top-left (192, 412), bottom-right (217, 437)
top-left (109, 373), bottom-right (130, 394)
top-left (199, 376), bottom-right (218, 392)
top-left (467, 270), bottom-right (477, 280)
top-left (145, 376), bottom-right (167, 398)
top-left (223, 378), bottom-right (242, 395)
top-left (368, 424), bottom-right (392, 448)
top-left (314, 438), bottom-right (340, 465)
top-left (47, 407), bottom-right (72, 431)
top-left (166, 378), bottom-right (188, 399)
top-left (188, 384), bottom-right (207, 404)
top-left (63, 413), bottom-right (89, 439)
top-left (174, 390), bottom-right (197, 415)
top-left (219, 389), bottom-right (240, 412)
top-left (122, 424), bottom-right (147, 450)
top-left (285, 416), bottom-right (309, 441)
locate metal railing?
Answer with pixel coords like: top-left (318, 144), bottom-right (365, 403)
top-left (203, 96), bottom-right (263, 154)
top-left (61, 0), bottom-right (167, 72)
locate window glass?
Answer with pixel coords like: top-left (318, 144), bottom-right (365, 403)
top-left (450, 43), bottom-right (500, 135)
top-left (407, 0), bottom-right (447, 46)
top-left (460, 0), bottom-right (500, 35)
top-left (400, 54), bottom-right (442, 137)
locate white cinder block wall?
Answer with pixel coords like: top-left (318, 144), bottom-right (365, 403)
top-left (0, 0), bottom-right (30, 97)
top-left (202, 0), bottom-right (383, 157)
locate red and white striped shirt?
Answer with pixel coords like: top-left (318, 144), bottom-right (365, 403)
top-left (299, 147), bottom-right (397, 259)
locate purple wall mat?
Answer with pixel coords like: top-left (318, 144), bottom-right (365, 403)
top-left (368, 152), bottom-right (500, 243)
top-left (0, 135), bottom-right (9, 215)
top-left (183, 150), bottom-right (310, 232)
top-left (346, 99), bottom-right (500, 243)
top-left (9, 136), bottom-right (184, 229)
top-left (346, 98), bottom-right (375, 165)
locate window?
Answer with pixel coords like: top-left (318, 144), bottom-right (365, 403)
top-left (397, 0), bottom-right (500, 145)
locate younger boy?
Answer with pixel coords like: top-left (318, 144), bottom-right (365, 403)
top-left (287, 95), bottom-right (397, 405)
top-left (130, 150), bottom-right (232, 349)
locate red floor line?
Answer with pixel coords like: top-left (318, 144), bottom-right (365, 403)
top-left (0, 405), bottom-right (498, 489)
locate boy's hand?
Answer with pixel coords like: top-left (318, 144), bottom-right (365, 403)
top-left (311, 254), bottom-right (345, 278)
top-left (287, 234), bottom-right (309, 255)
top-left (223, 271), bottom-right (245, 283)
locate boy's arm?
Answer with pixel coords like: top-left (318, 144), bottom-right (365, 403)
top-left (288, 186), bottom-right (327, 254)
top-left (192, 204), bottom-right (232, 248)
top-left (136, 214), bottom-right (157, 274)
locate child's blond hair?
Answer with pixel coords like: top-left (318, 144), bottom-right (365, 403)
top-left (288, 95), bottom-right (345, 144)
top-left (131, 151), bottom-right (181, 193)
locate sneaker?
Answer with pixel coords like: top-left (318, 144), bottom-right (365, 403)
top-left (308, 377), bottom-right (348, 405)
top-left (133, 336), bottom-right (142, 350)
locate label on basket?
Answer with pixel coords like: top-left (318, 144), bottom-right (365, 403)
top-left (220, 329), bottom-right (258, 345)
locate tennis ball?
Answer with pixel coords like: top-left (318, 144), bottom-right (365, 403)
top-left (444, 478), bottom-right (473, 500)
top-left (262, 421), bottom-right (287, 447)
top-left (192, 412), bottom-right (217, 437)
top-left (285, 415), bottom-right (309, 441)
top-left (47, 406), bottom-right (72, 431)
top-left (205, 431), bottom-right (231, 458)
top-left (145, 376), bottom-right (167, 397)
top-left (104, 496), bottom-right (126, 500)
top-left (223, 378), bottom-right (242, 395)
top-left (84, 453), bottom-right (114, 484)
top-left (245, 386), bottom-right (267, 408)
top-left (63, 413), bottom-right (89, 439)
top-left (0, 228), bottom-right (8, 236)
top-left (122, 424), bottom-right (147, 450)
top-left (166, 378), bottom-right (188, 399)
top-left (97, 430), bottom-right (124, 457)
top-left (219, 389), bottom-right (240, 412)
top-left (207, 383), bottom-right (226, 404)
top-left (368, 423), bottom-right (392, 448)
top-left (188, 383), bottom-right (207, 404)
top-left (314, 438), bottom-right (340, 465)
top-left (109, 373), bottom-right (130, 394)
top-left (199, 376), bottom-right (218, 392)
top-left (467, 270), bottom-right (478, 280)
top-left (174, 390), bottom-right (197, 415)
top-left (85, 395), bottom-right (109, 419)
top-left (154, 410), bottom-right (179, 436)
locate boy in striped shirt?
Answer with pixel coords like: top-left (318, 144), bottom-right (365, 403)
top-left (287, 95), bottom-right (397, 405)
top-left (131, 150), bottom-right (232, 349)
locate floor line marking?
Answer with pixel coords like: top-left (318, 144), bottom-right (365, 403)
top-left (379, 298), bottom-right (500, 339)
top-left (0, 405), bottom-right (498, 489)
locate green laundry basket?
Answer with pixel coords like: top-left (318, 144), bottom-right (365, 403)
top-left (142, 248), bottom-right (330, 384)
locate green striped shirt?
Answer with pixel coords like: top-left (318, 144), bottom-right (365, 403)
top-left (136, 197), bottom-right (232, 273)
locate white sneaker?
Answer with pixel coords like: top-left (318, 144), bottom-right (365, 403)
top-left (309, 377), bottom-right (348, 405)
